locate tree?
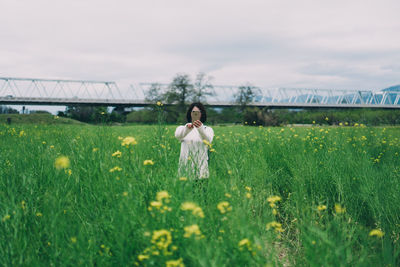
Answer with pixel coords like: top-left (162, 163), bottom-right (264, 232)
top-left (164, 73), bottom-right (195, 107)
top-left (234, 83), bottom-right (259, 111)
top-left (192, 72), bottom-right (214, 103)
top-left (145, 83), bottom-right (164, 103)
top-left (65, 105), bottom-right (109, 123)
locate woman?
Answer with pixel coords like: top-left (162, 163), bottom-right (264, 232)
top-left (175, 102), bottom-right (214, 179)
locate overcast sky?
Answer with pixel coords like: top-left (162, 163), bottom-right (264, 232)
top-left (1, 0), bottom-right (400, 96)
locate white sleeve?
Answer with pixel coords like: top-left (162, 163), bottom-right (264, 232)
top-left (175, 124), bottom-right (192, 141)
top-left (197, 125), bottom-right (214, 143)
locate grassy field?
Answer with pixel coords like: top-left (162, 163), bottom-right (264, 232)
top-left (0, 114), bottom-right (85, 125)
top-left (1, 122), bottom-right (399, 266)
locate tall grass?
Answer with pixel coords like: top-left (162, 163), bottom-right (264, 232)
top-left (0, 122), bottom-right (399, 266)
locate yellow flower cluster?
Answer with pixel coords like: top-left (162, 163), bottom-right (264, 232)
top-left (267, 195), bottom-right (281, 215)
top-left (266, 221), bottom-right (284, 234)
top-left (148, 191), bottom-right (171, 213)
top-left (181, 202), bottom-right (204, 218)
top-left (369, 229), bottom-right (384, 238)
top-left (334, 203), bottom-right (346, 214)
top-left (152, 229), bottom-right (172, 251)
top-left (238, 238), bottom-right (251, 251)
top-left (317, 205), bottom-right (327, 211)
top-left (109, 166), bottom-right (122, 173)
top-left (143, 159), bottom-right (155, 166)
top-left (202, 139), bottom-right (216, 153)
top-left (136, 229), bottom-right (180, 265)
top-left (2, 214), bottom-right (11, 222)
top-left (166, 258), bottom-right (184, 267)
top-left (54, 156), bottom-right (70, 170)
top-left (121, 136), bottom-right (137, 147)
top-left (217, 201), bottom-right (232, 214)
top-left (99, 244), bottom-right (112, 256)
top-left (245, 186), bottom-right (252, 198)
top-left (183, 224), bottom-right (202, 238)
top-left (112, 150), bottom-right (122, 158)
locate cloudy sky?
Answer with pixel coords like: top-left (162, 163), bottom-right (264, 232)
top-left (1, 0), bottom-right (400, 96)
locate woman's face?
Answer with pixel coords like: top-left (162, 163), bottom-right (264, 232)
top-left (191, 106), bottom-right (201, 122)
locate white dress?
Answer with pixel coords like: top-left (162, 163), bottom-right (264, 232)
top-left (175, 124), bottom-right (214, 179)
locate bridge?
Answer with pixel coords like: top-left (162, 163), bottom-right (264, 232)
top-left (1, 77), bottom-right (399, 109)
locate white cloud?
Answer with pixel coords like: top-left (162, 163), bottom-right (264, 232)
top-left (0, 0), bottom-right (399, 96)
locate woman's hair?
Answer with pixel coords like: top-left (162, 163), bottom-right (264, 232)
top-left (186, 102), bottom-right (207, 123)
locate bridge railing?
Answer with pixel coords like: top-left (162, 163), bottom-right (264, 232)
top-left (1, 77), bottom-right (399, 107)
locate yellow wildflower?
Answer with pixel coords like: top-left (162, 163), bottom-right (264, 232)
top-left (246, 193), bottom-right (252, 199)
top-left (317, 205), bottom-right (327, 211)
top-left (166, 258), bottom-right (184, 267)
top-left (238, 238), bottom-right (250, 247)
top-left (121, 136), bottom-right (137, 147)
top-left (149, 201), bottom-right (162, 209)
top-left (202, 139), bottom-right (211, 146)
top-left (36, 212), bottom-right (43, 217)
top-left (334, 204), bottom-right (346, 214)
top-left (181, 202), bottom-right (197, 210)
top-left (138, 254), bottom-right (149, 261)
top-left (2, 214), bottom-right (11, 221)
top-left (369, 229), bottom-right (384, 238)
top-left (123, 191), bottom-right (128, 197)
top-left (238, 238), bottom-right (252, 251)
top-left (92, 147), bottom-right (99, 152)
top-left (109, 166), bottom-right (122, 172)
top-left (267, 195), bottom-right (281, 208)
top-left (266, 221), bottom-right (284, 233)
top-left (70, 237), bottom-right (77, 243)
top-left (156, 191), bottom-right (170, 202)
top-left (225, 193), bottom-right (232, 198)
top-left (151, 229), bottom-right (172, 250)
top-left (181, 202), bottom-right (204, 218)
top-left (183, 224), bottom-right (201, 238)
top-left (54, 156), bottom-right (70, 170)
top-left (156, 101), bottom-right (163, 106)
top-left (245, 186), bottom-right (252, 191)
top-left (179, 177), bottom-right (187, 181)
top-left (143, 160), bottom-right (155, 166)
top-left (267, 196), bottom-right (281, 203)
top-left (112, 150), bottom-right (122, 157)
top-left (217, 201), bottom-right (232, 214)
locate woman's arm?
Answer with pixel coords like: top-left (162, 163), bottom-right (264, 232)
top-left (197, 125), bottom-right (214, 143)
top-left (175, 124), bottom-right (192, 141)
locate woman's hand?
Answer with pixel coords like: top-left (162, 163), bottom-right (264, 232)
top-left (186, 123), bottom-right (194, 129)
top-left (193, 120), bottom-right (203, 128)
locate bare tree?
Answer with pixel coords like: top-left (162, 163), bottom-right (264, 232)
top-left (145, 83), bottom-right (164, 103)
top-left (235, 83), bottom-right (259, 110)
top-left (192, 72), bottom-right (214, 103)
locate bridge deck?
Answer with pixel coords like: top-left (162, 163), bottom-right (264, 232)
top-left (1, 97), bottom-right (399, 109)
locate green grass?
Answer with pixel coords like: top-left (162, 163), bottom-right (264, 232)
top-left (0, 114), bottom-right (85, 125)
top-left (0, 123), bottom-right (399, 266)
